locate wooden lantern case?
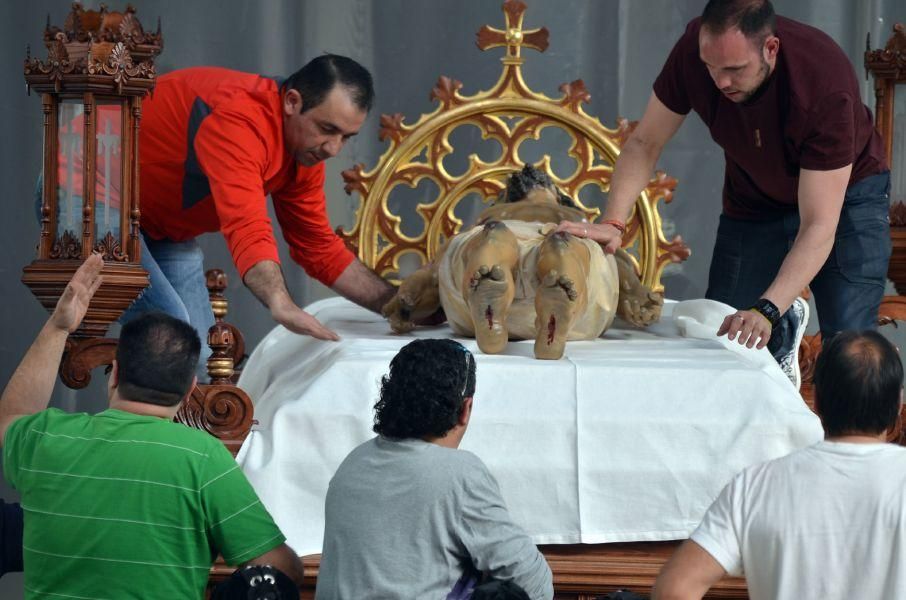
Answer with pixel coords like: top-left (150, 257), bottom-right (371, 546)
top-left (21, 3), bottom-right (162, 338)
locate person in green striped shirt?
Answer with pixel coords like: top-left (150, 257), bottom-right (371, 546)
top-left (0, 254), bottom-right (304, 598)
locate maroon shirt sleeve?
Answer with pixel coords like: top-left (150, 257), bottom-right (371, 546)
top-left (799, 91), bottom-right (856, 171)
top-left (653, 25), bottom-right (696, 116)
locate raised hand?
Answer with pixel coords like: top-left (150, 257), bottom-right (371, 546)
top-left (50, 253), bottom-right (104, 333)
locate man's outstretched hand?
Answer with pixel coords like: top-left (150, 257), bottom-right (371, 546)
top-left (271, 302), bottom-right (340, 341)
top-left (50, 253), bottom-right (104, 333)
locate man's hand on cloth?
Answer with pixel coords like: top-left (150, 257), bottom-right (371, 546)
top-left (717, 309), bottom-right (771, 349)
top-left (271, 302), bottom-right (340, 341)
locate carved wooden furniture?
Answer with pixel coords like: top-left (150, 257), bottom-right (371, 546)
top-left (22, 2), bottom-right (160, 339)
top-left (20, 3), bottom-right (254, 455)
top-left (868, 24), bottom-right (906, 316)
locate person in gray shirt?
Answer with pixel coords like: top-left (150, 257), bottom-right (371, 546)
top-left (316, 339), bottom-right (554, 600)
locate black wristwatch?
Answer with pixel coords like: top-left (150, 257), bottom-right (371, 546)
top-left (748, 298), bottom-right (781, 327)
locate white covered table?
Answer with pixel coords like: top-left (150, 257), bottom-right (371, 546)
top-left (237, 297), bottom-right (822, 556)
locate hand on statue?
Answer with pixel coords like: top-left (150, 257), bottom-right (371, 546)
top-left (271, 303), bottom-right (340, 341)
top-left (716, 309), bottom-right (771, 350)
top-left (50, 253), bottom-right (104, 333)
top-left (554, 220), bottom-right (623, 254)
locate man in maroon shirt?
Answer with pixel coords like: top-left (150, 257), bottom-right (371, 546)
top-left (558, 0), bottom-right (890, 388)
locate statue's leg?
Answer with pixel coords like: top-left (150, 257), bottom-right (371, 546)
top-left (460, 221), bottom-right (519, 354)
top-left (614, 248), bottom-right (664, 327)
top-left (533, 232), bottom-right (591, 360)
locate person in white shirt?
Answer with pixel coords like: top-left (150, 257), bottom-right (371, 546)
top-left (653, 329), bottom-right (905, 600)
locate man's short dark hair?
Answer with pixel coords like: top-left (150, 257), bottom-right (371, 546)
top-left (115, 313), bottom-right (201, 406)
top-left (373, 339), bottom-right (476, 439)
top-left (814, 330), bottom-right (903, 437)
top-left (701, 0), bottom-right (776, 41)
top-left (282, 54), bottom-right (374, 114)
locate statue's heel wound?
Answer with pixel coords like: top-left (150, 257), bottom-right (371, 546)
top-left (533, 274), bottom-right (579, 360)
top-left (467, 264), bottom-right (512, 354)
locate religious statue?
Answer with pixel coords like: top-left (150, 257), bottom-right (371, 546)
top-left (382, 166), bottom-right (664, 359)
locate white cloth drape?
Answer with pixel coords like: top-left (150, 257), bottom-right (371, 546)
top-left (237, 298), bottom-right (822, 555)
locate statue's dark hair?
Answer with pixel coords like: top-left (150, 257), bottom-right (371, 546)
top-left (282, 53), bottom-right (374, 114)
top-left (503, 165), bottom-right (578, 208)
top-left (373, 339), bottom-right (476, 439)
top-left (701, 0), bottom-right (776, 41)
top-left (814, 330), bottom-right (903, 437)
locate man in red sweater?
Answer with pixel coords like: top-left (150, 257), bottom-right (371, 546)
top-left (131, 54), bottom-right (394, 357)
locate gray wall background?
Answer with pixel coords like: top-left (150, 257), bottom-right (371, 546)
top-left (0, 0), bottom-right (903, 595)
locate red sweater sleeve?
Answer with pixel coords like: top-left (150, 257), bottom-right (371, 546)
top-left (272, 164), bottom-right (356, 286)
top-left (192, 108), bottom-right (280, 278)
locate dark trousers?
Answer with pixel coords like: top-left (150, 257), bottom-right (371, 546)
top-left (706, 171), bottom-right (891, 360)
top-left (0, 500), bottom-right (23, 577)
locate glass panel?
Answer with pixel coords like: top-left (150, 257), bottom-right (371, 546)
top-left (892, 87), bottom-right (906, 205)
top-left (56, 100), bottom-right (84, 240)
top-left (94, 103), bottom-right (123, 244)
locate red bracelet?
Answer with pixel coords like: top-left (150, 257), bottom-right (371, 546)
top-left (599, 218), bottom-right (626, 234)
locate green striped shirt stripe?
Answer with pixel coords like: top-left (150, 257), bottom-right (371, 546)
top-left (22, 504), bottom-right (202, 531)
top-left (29, 429), bottom-right (208, 456)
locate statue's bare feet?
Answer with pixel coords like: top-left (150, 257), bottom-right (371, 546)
top-left (460, 221), bottom-right (519, 354)
top-left (534, 270), bottom-right (581, 360)
top-left (467, 264), bottom-right (514, 354)
top-left (533, 231), bottom-right (590, 360)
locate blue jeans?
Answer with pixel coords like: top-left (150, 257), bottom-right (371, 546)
top-left (706, 171), bottom-right (891, 361)
top-left (125, 236), bottom-right (215, 378)
top-left (33, 178), bottom-right (214, 377)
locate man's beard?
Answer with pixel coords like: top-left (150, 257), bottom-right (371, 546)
top-left (735, 57), bottom-right (771, 103)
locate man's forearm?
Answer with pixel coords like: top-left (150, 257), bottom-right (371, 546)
top-left (603, 136), bottom-right (662, 222)
top-left (331, 259), bottom-right (396, 314)
top-left (243, 260), bottom-right (295, 312)
top-left (761, 222), bottom-right (837, 313)
top-left (0, 321), bottom-right (68, 419)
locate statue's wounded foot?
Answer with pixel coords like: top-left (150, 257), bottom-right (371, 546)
top-left (534, 232), bottom-right (590, 360)
top-left (534, 271), bottom-right (582, 360)
top-left (467, 264), bottom-right (514, 354)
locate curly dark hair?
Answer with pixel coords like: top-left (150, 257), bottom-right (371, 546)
top-left (373, 339), bottom-right (477, 439)
top-left (502, 164), bottom-right (578, 208)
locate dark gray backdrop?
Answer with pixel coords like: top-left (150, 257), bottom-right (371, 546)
top-left (0, 1), bottom-right (902, 595)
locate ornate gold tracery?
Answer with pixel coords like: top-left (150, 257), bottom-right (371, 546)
top-left (339, 0), bottom-right (689, 292)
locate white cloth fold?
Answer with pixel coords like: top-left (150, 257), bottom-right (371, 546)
top-left (237, 297), bottom-right (822, 555)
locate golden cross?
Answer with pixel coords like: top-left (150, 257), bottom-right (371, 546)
top-left (476, 0), bottom-right (549, 60)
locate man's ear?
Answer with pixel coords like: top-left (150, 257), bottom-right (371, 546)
top-left (458, 396), bottom-right (473, 428)
top-left (763, 35), bottom-right (780, 61)
top-left (181, 376), bottom-right (198, 403)
top-left (283, 88), bottom-right (303, 116)
top-left (110, 360), bottom-right (119, 388)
